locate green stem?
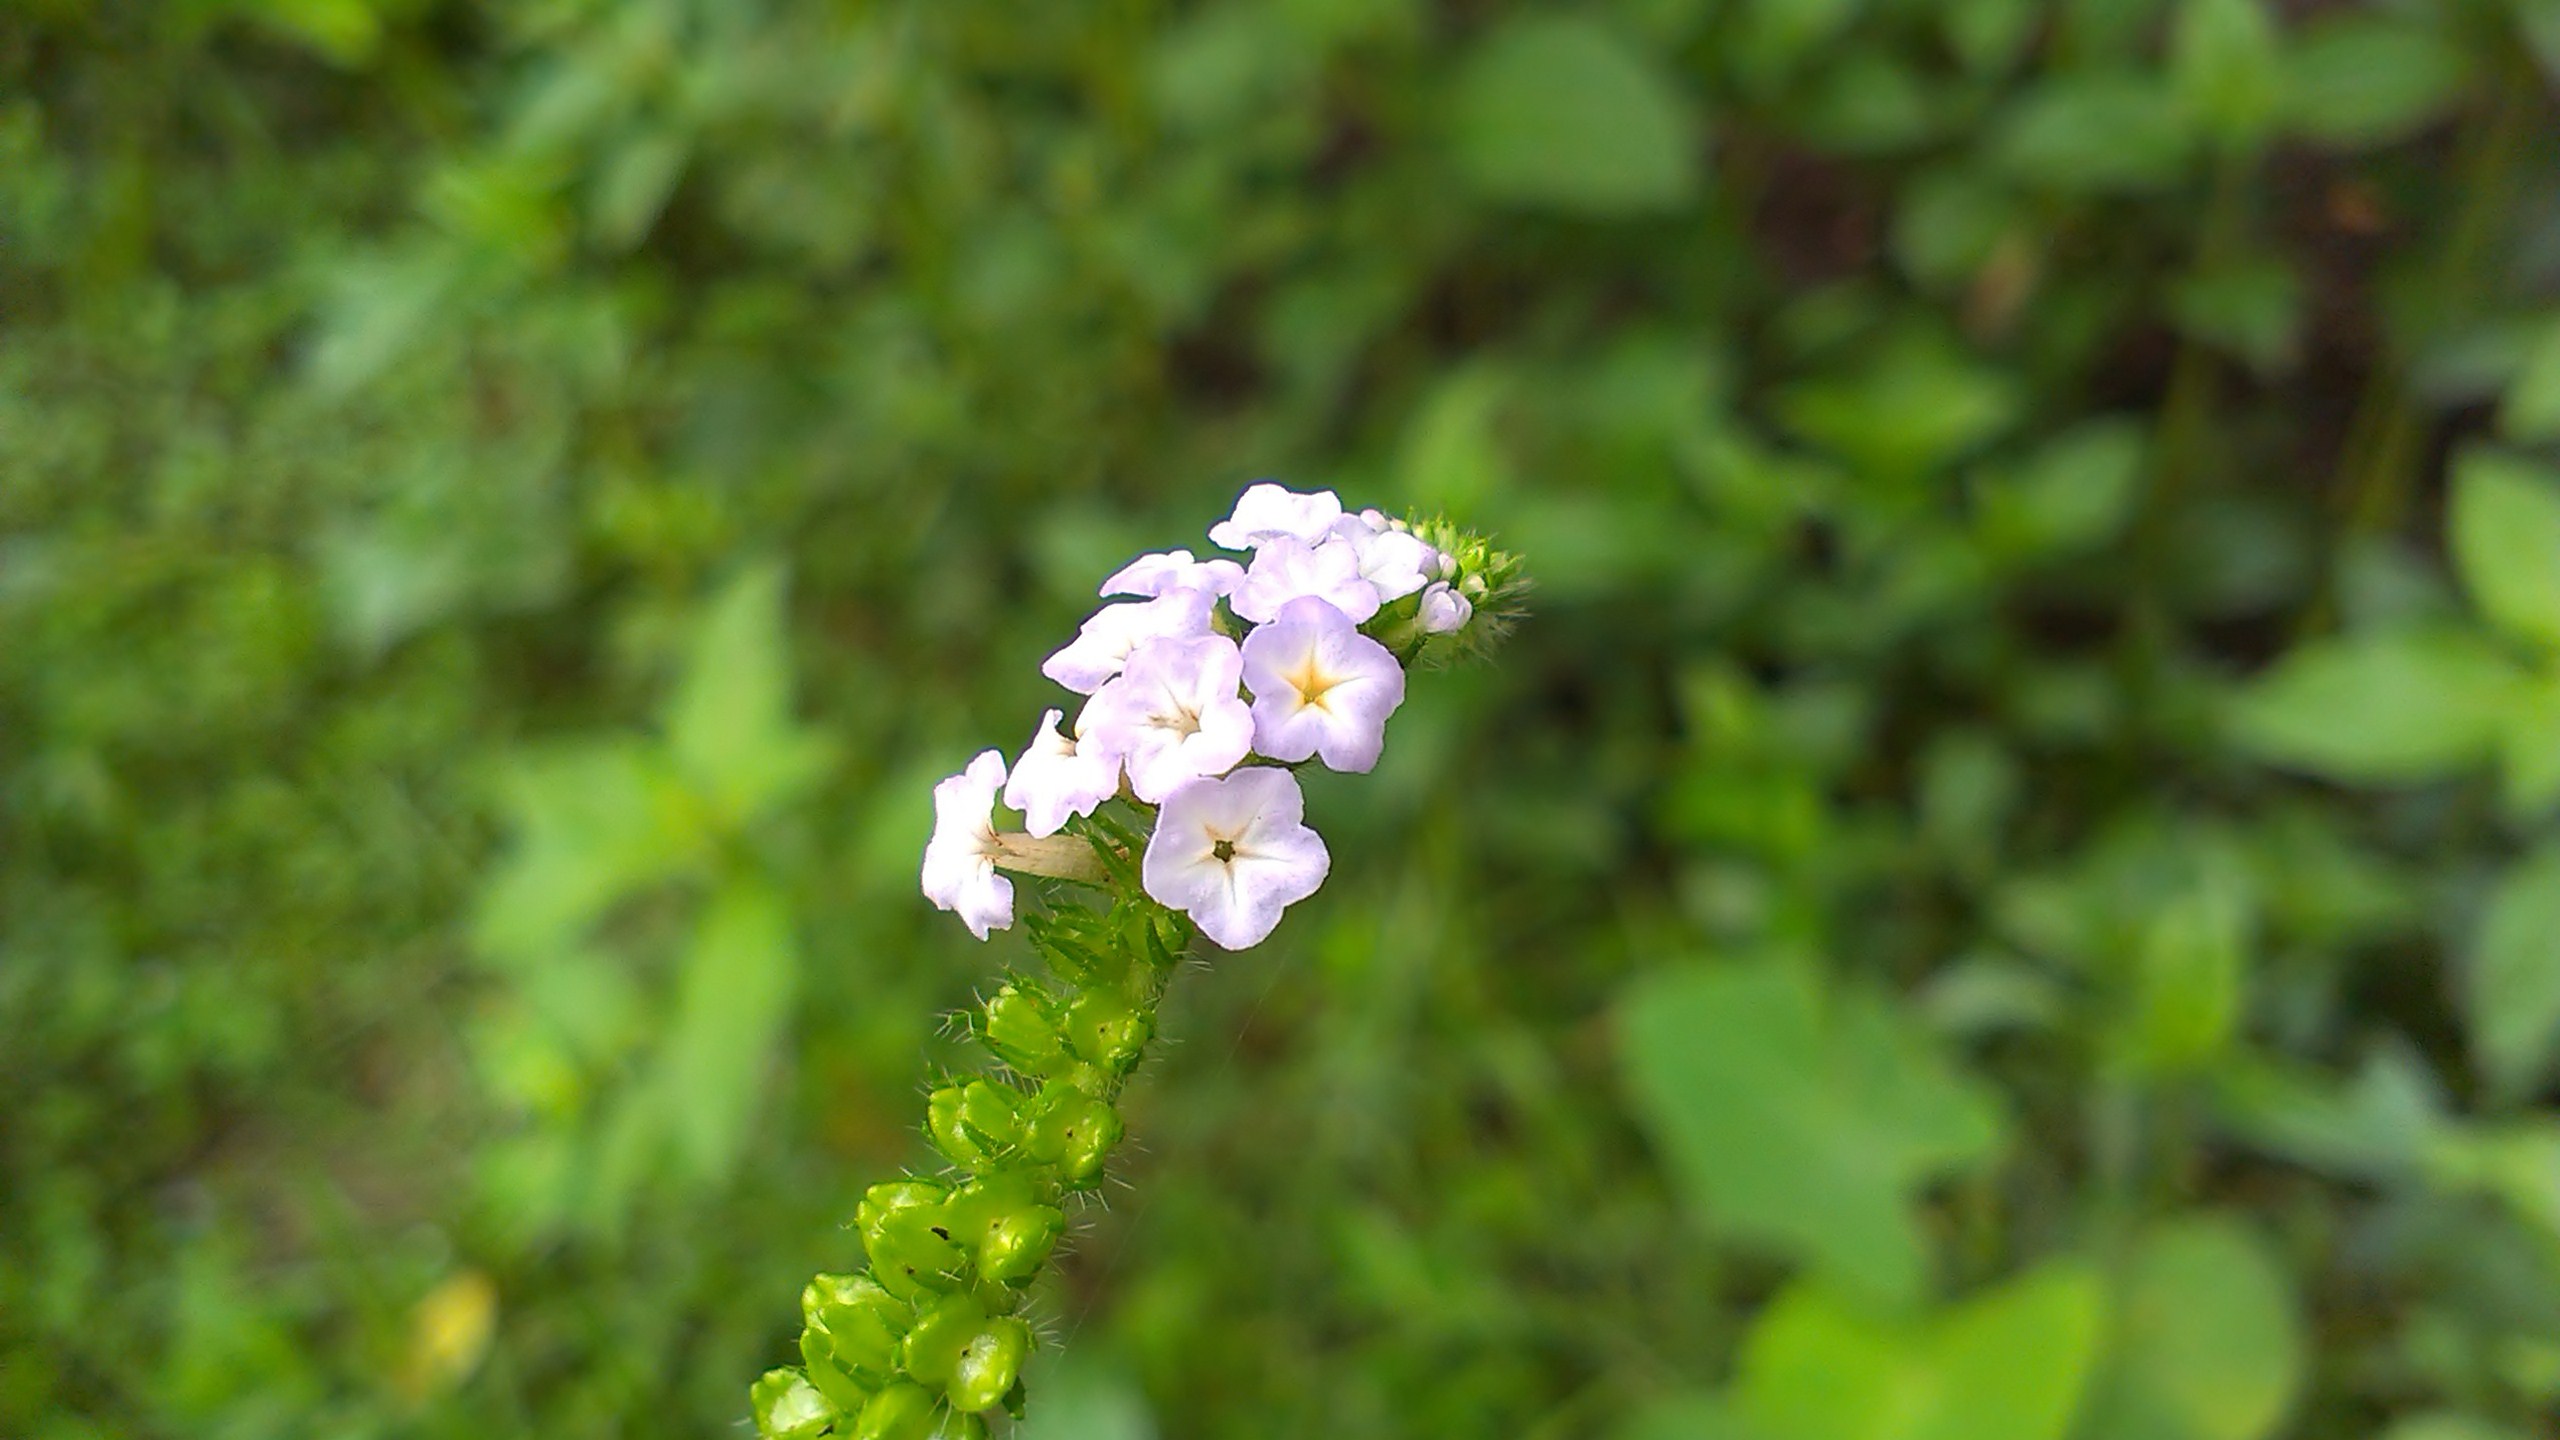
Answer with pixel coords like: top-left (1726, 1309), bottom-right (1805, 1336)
top-left (753, 827), bottom-right (1190, 1440)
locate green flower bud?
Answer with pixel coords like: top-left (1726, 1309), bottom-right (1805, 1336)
top-left (946, 1316), bottom-right (1033, 1413)
top-left (1025, 1086), bottom-right (1123, 1187)
top-left (979, 982), bottom-right (1067, 1074)
top-left (899, 1291), bottom-right (989, 1391)
top-left (930, 1411), bottom-right (991, 1440)
top-left (858, 1182), bottom-right (966, 1300)
top-left (850, 1381), bottom-right (940, 1440)
top-left (1063, 987), bottom-right (1151, 1075)
top-left (937, 1171), bottom-right (1045, 1248)
top-left (976, 1203), bottom-right (1065, 1286)
top-left (799, 1332), bottom-right (875, 1414)
top-left (751, 1367), bottom-right (836, 1440)
top-left (805, 1272), bottom-right (908, 1379)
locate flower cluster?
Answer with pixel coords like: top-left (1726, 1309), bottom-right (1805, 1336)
top-left (759, 490), bottom-right (1517, 1438)
top-left (922, 484), bottom-right (1485, 951)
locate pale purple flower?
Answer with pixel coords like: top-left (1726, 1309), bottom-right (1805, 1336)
top-left (1207, 483), bottom-right (1344, 551)
top-left (1041, 587), bottom-right (1215, 694)
top-left (921, 750), bottom-right (1014, 939)
top-left (1240, 596), bottom-right (1407, 772)
top-left (1141, 768), bottom-right (1331, 949)
top-left (1232, 536), bottom-right (1381, 624)
top-left (1080, 634), bottom-right (1254, 803)
top-left (1003, 708), bottom-right (1120, 837)
top-left (1328, 513), bottom-right (1438, 602)
top-left (1418, 581), bottom-right (1472, 634)
top-left (1100, 548), bottom-right (1245, 600)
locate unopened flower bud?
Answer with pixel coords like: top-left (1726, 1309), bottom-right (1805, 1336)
top-left (851, 1381), bottom-right (939, 1440)
top-left (947, 1316), bottom-right (1033, 1413)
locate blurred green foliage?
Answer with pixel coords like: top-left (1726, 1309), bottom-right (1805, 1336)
top-left (5, 1), bottom-right (2560, 1437)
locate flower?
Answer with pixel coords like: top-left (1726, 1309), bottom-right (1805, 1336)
top-left (1004, 708), bottom-right (1120, 837)
top-left (921, 750), bottom-right (1014, 939)
top-left (1418, 581), bottom-right (1472, 634)
top-left (1041, 587), bottom-right (1215, 694)
top-left (1239, 596), bottom-right (1406, 771)
top-left (1329, 513), bottom-right (1438, 602)
top-left (1080, 634), bottom-right (1254, 802)
top-left (1100, 549), bottom-right (1244, 600)
top-left (1207, 482), bottom-right (1343, 550)
top-left (1232, 536), bottom-right (1380, 624)
top-left (1141, 767), bottom-right (1331, 949)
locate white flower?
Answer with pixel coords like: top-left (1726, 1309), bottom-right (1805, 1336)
top-left (1418, 581), bottom-right (1472, 634)
top-left (1041, 587), bottom-right (1215, 694)
top-left (1100, 548), bottom-right (1245, 600)
top-left (1003, 708), bottom-right (1120, 837)
top-left (1141, 767), bottom-right (1331, 949)
top-left (1328, 513), bottom-right (1438, 602)
top-left (1080, 634), bottom-right (1255, 802)
top-left (921, 750), bottom-right (1014, 939)
top-left (1239, 596), bottom-right (1407, 772)
top-left (1232, 536), bottom-right (1380, 624)
top-left (1207, 482), bottom-right (1344, 551)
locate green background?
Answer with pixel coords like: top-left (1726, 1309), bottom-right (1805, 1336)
top-left (8, 2), bottom-right (2560, 1437)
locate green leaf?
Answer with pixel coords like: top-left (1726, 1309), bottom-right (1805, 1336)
top-left (1994, 72), bottom-right (2194, 193)
top-left (666, 564), bottom-right (837, 824)
top-left (1618, 1394), bottom-right (1763, 1440)
top-left (2171, 0), bottom-right (2281, 150)
top-left (2503, 317), bottom-right (2560, 443)
top-left (2120, 874), bottom-right (2247, 1077)
top-left (1619, 956), bottom-right (2009, 1306)
top-left (1448, 16), bottom-right (1701, 214)
top-left (1973, 419), bottom-right (2147, 561)
top-left (2383, 1415), bottom-right (2533, 1440)
top-left (2231, 628), bottom-right (2522, 784)
top-left (2498, 669), bottom-right (2560, 816)
top-left (661, 880), bottom-right (799, 1184)
top-left (2079, 1217), bottom-right (2304, 1440)
top-left (2278, 18), bottom-right (2469, 148)
top-left (474, 741), bottom-right (697, 963)
top-left (2467, 843), bottom-right (2560, 1099)
top-left (2451, 447), bottom-right (2560, 650)
top-left (1779, 332), bottom-right (2021, 482)
top-left (1733, 1264), bottom-right (2104, 1440)
top-left (2168, 258), bottom-right (2302, 373)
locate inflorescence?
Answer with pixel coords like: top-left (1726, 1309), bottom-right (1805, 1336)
top-left (753, 485), bottom-right (1524, 1440)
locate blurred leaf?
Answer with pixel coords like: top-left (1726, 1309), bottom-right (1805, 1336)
top-left (2121, 874), bottom-right (2247, 1077)
top-left (2450, 447), bottom-right (2560, 651)
top-left (2231, 628), bottom-right (2521, 784)
top-left (1942, 0), bottom-right (2039, 76)
top-left (1726, 0), bottom-right (1864, 88)
top-left (2498, 669), bottom-right (2560, 815)
top-left (1973, 418), bottom-right (2146, 561)
top-left (2467, 842), bottom-right (2560, 1099)
top-left (2079, 1217), bottom-right (2303, 1440)
top-left (2502, 317), bottom-right (2560, 442)
top-left (2383, 1415), bottom-right (2534, 1440)
top-left (1447, 16), bottom-right (1701, 214)
top-left (1397, 365), bottom-right (1513, 513)
top-left (592, 130), bottom-right (689, 249)
top-left (665, 564), bottom-right (837, 824)
top-left (1994, 73), bottom-right (2193, 193)
top-left (660, 879), bottom-right (797, 1185)
top-left (1620, 956), bottom-right (2009, 1306)
top-left (1618, 1394), bottom-right (1762, 1440)
top-left (2278, 18), bottom-right (2469, 147)
top-left (1732, 1264), bottom-right (2103, 1440)
top-left (1780, 332), bottom-right (2021, 481)
top-left (475, 741), bottom-right (695, 962)
top-left (2168, 259), bottom-right (2302, 373)
top-left (2171, 0), bottom-right (2281, 150)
